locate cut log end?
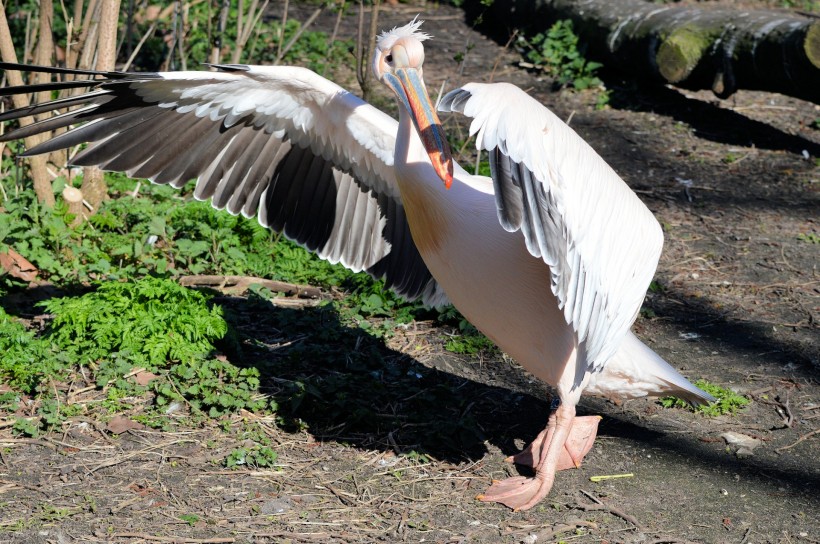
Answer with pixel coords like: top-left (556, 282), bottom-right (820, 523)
top-left (805, 21), bottom-right (820, 69)
top-left (656, 27), bottom-right (710, 84)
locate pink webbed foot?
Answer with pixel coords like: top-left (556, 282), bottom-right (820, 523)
top-left (476, 475), bottom-right (554, 511)
top-left (479, 406), bottom-right (599, 511)
top-left (507, 415), bottom-right (601, 471)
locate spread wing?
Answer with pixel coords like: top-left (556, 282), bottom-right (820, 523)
top-left (0, 62), bottom-right (447, 306)
top-left (439, 82), bottom-right (663, 374)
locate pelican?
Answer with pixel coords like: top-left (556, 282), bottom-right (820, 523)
top-left (0, 19), bottom-right (713, 511)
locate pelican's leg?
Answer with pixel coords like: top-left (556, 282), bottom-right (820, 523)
top-left (507, 412), bottom-right (601, 471)
top-left (477, 401), bottom-right (585, 511)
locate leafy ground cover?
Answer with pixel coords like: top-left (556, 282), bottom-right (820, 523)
top-left (0, 1), bottom-right (818, 543)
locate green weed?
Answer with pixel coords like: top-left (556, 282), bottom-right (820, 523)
top-left (178, 514), bottom-right (200, 527)
top-left (12, 418), bottom-right (40, 438)
top-left (225, 445), bottom-right (279, 469)
top-left (438, 306), bottom-right (497, 356)
top-left (0, 306), bottom-right (71, 393)
top-left (660, 379), bottom-right (750, 416)
top-left (520, 20), bottom-right (608, 105)
top-left (41, 278), bottom-right (227, 368)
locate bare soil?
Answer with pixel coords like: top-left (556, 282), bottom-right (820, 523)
top-left (1, 2), bottom-right (818, 543)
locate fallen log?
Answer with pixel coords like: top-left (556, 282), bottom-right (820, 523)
top-left (487, 0), bottom-right (820, 103)
top-left (178, 275), bottom-right (323, 299)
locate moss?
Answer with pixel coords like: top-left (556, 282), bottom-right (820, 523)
top-left (656, 26), bottom-right (712, 82)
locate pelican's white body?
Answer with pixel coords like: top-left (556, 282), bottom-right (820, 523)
top-left (393, 91), bottom-right (704, 406)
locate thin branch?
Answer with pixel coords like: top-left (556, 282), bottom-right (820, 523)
top-left (275, 0), bottom-right (289, 64)
top-left (577, 489), bottom-right (646, 531)
top-left (122, 21), bottom-right (156, 72)
top-left (776, 429), bottom-right (820, 452)
top-left (277, 6), bottom-right (325, 63)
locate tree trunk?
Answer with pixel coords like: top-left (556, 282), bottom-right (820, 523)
top-left (0, 0), bottom-right (55, 206)
top-left (79, 0), bottom-right (120, 214)
top-left (492, 0), bottom-right (820, 103)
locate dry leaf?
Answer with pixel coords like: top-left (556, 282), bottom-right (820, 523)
top-left (106, 416), bottom-right (146, 435)
top-left (0, 247), bottom-right (38, 281)
top-left (131, 370), bottom-right (159, 386)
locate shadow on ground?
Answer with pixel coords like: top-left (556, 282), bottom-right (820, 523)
top-left (214, 293), bottom-right (819, 505)
top-left (2, 283), bottom-right (816, 504)
top-left (605, 82), bottom-right (820, 156)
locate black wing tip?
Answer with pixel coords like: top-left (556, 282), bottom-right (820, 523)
top-left (0, 79), bottom-right (104, 97)
top-left (0, 61), bottom-right (159, 81)
top-left (203, 63), bottom-right (251, 72)
top-left (438, 88), bottom-right (472, 113)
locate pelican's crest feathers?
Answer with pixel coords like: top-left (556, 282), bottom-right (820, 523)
top-left (376, 17), bottom-right (431, 50)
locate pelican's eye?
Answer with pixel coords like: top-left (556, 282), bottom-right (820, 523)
top-left (385, 54), bottom-right (393, 63)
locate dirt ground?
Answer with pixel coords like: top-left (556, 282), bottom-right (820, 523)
top-left (1, 2), bottom-right (818, 543)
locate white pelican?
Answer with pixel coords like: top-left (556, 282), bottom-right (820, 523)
top-left (0, 19), bottom-right (713, 511)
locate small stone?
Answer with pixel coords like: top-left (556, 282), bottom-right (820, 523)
top-left (260, 497), bottom-right (293, 515)
top-left (721, 432), bottom-right (762, 458)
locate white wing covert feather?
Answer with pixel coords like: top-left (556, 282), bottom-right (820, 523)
top-left (440, 82), bottom-right (663, 374)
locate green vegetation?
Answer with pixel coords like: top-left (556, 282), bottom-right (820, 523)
top-left (722, 152), bottom-right (740, 164)
top-left (660, 379), bottom-right (750, 416)
top-left (225, 445), bottom-right (279, 469)
top-left (779, 0), bottom-right (819, 12)
top-left (0, 173), bottom-right (352, 287)
top-left (520, 20), bottom-right (610, 107)
top-left (439, 307), bottom-right (498, 356)
top-left (178, 514), bottom-right (200, 527)
top-left (0, 172), bottom-right (492, 449)
top-left (42, 278), bottom-right (227, 372)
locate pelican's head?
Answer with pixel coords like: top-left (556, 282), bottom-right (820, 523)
top-left (372, 18), bottom-right (453, 189)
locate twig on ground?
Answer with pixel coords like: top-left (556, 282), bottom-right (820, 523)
top-left (0, 478), bottom-right (50, 495)
top-left (578, 489), bottom-right (646, 531)
top-left (754, 390), bottom-right (795, 428)
top-left (776, 429), bottom-right (820, 452)
top-left (321, 483), bottom-right (357, 506)
top-left (87, 439), bottom-right (199, 473)
top-left (536, 518), bottom-right (598, 540)
top-left (110, 534), bottom-right (235, 543)
top-left (0, 437), bottom-right (59, 450)
top-left (249, 532), bottom-right (341, 542)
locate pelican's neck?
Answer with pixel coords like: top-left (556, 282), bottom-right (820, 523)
top-left (394, 105), bottom-right (439, 188)
top-left (392, 103), bottom-right (452, 254)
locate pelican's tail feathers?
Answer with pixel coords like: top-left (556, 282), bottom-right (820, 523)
top-left (586, 332), bottom-right (715, 406)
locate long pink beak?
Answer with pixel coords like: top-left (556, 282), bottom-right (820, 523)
top-left (385, 68), bottom-right (454, 189)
